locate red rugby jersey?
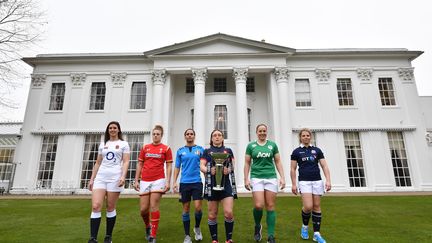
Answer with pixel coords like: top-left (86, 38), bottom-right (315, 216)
top-left (138, 143), bottom-right (173, 181)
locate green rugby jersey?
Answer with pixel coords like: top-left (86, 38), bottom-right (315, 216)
top-left (245, 140), bottom-right (279, 179)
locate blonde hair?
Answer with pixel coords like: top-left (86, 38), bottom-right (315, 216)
top-left (298, 128), bottom-right (312, 143)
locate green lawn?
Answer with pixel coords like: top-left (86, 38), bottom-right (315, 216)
top-left (1, 195), bottom-right (431, 242)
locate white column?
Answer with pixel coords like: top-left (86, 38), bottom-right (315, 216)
top-left (274, 67), bottom-right (292, 189)
top-left (233, 67), bottom-right (249, 188)
top-left (151, 69), bottom-right (166, 127)
top-left (192, 68), bottom-right (207, 146)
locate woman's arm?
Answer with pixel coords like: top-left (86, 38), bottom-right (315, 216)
top-left (274, 153), bottom-right (286, 190)
top-left (319, 159), bottom-right (331, 191)
top-left (118, 153), bottom-right (130, 187)
top-left (290, 160), bottom-right (298, 195)
top-left (88, 154), bottom-right (103, 191)
top-left (244, 155), bottom-right (252, 191)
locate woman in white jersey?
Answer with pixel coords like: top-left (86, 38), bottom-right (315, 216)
top-left (87, 121), bottom-right (130, 243)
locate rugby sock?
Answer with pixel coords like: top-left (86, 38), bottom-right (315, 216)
top-left (208, 218), bottom-right (218, 241)
top-left (90, 211), bottom-right (102, 239)
top-left (150, 211), bottom-right (160, 238)
top-left (302, 210), bottom-right (311, 226)
top-left (312, 211), bottom-right (322, 232)
top-left (253, 208), bottom-right (263, 227)
top-left (266, 210), bottom-right (276, 237)
top-left (182, 212), bottom-right (191, 236)
top-left (224, 217), bottom-right (234, 240)
top-left (106, 210), bottom-right (116, 237)
top-left (195, 210), bottom-right (202, 227)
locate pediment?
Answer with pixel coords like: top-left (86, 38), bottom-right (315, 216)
top-left (144, 33), bottom-right (295, 56)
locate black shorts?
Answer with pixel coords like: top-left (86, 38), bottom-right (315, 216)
top-left (205, 182), bottom-right (233, 201)
top-left (179, 182), bottom-right (203, 203)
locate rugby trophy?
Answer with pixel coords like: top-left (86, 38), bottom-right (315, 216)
top-left (211, 152), bottom-right (230, 191)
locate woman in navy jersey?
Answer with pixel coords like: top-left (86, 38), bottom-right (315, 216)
top-left (200, 129), bottom-right (237, 243)
top-left (290, 128), bottom-right (331, 243)
top-left (173, 128), bottom-right (205, 243)
top-left (87, 121), bottom-right (130, 243)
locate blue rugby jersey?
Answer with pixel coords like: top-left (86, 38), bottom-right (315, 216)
top-left (290, 145), bottom-right (325, 181)
top-left (175, 145), bottom-right (204, 184)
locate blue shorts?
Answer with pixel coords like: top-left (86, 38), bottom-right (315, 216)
top-left (179, 182), bottom-right (203, 203)
top-left (205, 180), bottom-right (233, 201)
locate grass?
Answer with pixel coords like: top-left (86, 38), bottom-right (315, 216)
top-left (1, 195), bottom-right (432, 242)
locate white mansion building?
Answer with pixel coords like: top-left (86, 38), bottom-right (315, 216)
top-left (8, 33), bottom-right (432, 194)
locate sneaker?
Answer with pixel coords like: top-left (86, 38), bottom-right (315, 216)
top-left (211, 241), bottom-right (219, 243)
top-left (88, 238), bottom-right (98, 243)
top-left (313, 233), bottom-right (326, 243)
top-left (254, 224), bottom-right (262, 241)
top-left (183, 235), bottom-right (192, 243)
top-left (148, 237), bottom-right (156, 243)
top-left (267, 235), bottom-right (276, 243)
top-left (301, 226), bottom-right (309, 240)
top-left (225, 240), bottom-right (233, 243)
top-left (103, 235), bottom-right (112, 243)
top-left (145, 227), bottom-right (151, 241)
top-left (194, 227), bottom-right (203, 241)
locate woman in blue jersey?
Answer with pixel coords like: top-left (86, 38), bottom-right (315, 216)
top-left (290, 128), bottom-right (331, 243)
top-left (87, 121), bottom-right (130, 243)
top-left (200, 129), bottom-right (237, 243)
top-left (173, 128), bottom-right (205, 243)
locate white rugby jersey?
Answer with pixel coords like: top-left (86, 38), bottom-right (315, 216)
top-left (95, 140), bottom-right (130, 180)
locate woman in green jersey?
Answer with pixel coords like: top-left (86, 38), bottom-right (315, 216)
top-left (244, 124), bottom-right (286, 243)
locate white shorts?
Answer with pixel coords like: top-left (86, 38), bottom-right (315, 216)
top-left (93, 178), bottom-right (123, 192)
top-left (251, 178), bottom-right (278, 193)
top-left (298, 180), bottom-right (325, 195)
top-left (139, 178), bottom-right (166, 195)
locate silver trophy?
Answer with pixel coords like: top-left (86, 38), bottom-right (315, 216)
top-left (211, 152), bottom-right (230, 191)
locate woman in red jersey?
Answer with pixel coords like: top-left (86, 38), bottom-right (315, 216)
top-left (134, 125), bottom-right (173, 243)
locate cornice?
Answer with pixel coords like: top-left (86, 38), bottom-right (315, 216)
top-left (292, 126), bottom-right (416, 132)
top-left (31, 130), bottom-right (150, 135)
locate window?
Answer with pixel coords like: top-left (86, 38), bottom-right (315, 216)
top-left (214, 78), bottom-right (227, 92)
top-left (295, 79), bottom-right (312, 107)
top-left (337, 79), bottom-right (354, 106)
top-left (247, 108), bottom-right (251, 141)
top-left (49, 83), bottom-right (65, 110)
top-left (378, 78), bottom-right (396, 106)
top-left (125, 134), bottom-right (145, 189)
top-left (343, 132), bottom-right (366, 187)
top-left (246, 77), bottom-right (255, 92)
top-left (0, 148), bottom-right (14, 180)
top-left (130, 82), bottom-right (147, 109)
top-left (37, 135), bottom-right (58, 189)
top-left (80, 135), bottom-right (101, 189)
top-left (191, 109), bottom-right (194, 129)
top-left (387, 132), bottom-right (411, 187)
top-left (186, 78), bottom-right (194, 93)
top-left (214, 105), bottom-right (228, 138)
top-left (89, 82), bottom-right (106, 110)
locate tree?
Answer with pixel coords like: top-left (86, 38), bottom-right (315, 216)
top-left (0, 0), bottom-right (45, 108)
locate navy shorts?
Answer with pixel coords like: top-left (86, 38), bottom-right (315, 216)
top-left (179, 182), bottom-right (203, 203)
top-left (205, 181), bottom-right (233, 201)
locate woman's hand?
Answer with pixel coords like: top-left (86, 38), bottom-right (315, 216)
top-left (133, 180), bottom-right (140, 192)
top-left (291, 184), bottom-right (298, 195)
top-left (118, 176), bottom-right (125, 187)
top-left (244, 178), bottom-right (251, 191)
top-left (88, 179), bottom-right (94, 191)
top-left (223, 166), bottom-right (231, 175)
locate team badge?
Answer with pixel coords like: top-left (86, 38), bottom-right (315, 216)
top-left (268, 145), bottom-right (273, 150)
top-left (252, 144), bottom-right (257, 148)
top-left (311, 150), bottom-right (316, 154)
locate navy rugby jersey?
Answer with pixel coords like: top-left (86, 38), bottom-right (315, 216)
top-left (291, 145), bottom-right (324, 181)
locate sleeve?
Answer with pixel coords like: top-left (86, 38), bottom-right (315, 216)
top-left (175, 149), bottom-right (181, 168)
top-left (273, 141), bottom-right (279, 155)
top-left (201, 149), bottom-right (210, 162)
top-left (123, 141), bottom-right (130, 154)
top-left (290, 148), bottom-right (297, 161)
top-left (98, 142), bottom-right (103, 155)
top-left (317, 148), bottom-right (325, 160)
top-left (245, 142), bottom-right (252, 156)
top-left (165, 146), bottom-right (173, 163)
top-left (228, 148), bottom-right (235, 160)
top-left (138, 145), bottom-right (145, 162)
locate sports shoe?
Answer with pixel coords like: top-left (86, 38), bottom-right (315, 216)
top-left (211, 240), bottom-right (219, 243)
top-left (103, 235), bottom-right (112, 243)
top-left (225, 240), bottom-right (233, 243)
top-left (183, 235), bottom-right (192, 243)
top-left (254, 224), bottom-right (262, 241)
top-left (148, 236), bottom-right (156, 243)
top-left (88, 237), bottom-right (98, 243)
top-left (313, 233), bottom-right (326, 243)
top-left (301, 225), bottom-right (309, 239)
top-left (267, 235), bottom-right (276, 243)
top-left (145, 227), bottom-right (151, 241)
top-left (194, 226), bottom-right (203, 241)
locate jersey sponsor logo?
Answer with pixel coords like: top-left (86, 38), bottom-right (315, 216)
top-left (257, 152), bottom-right (271, 158)
top-left (146, 153), bottom-right (162, 158)
top-left (301, 155), bottom-right (317, 162)
top-left (106, 152), bottom-right (116, 163)
top-left (299, 151), bottom-right (305, 154)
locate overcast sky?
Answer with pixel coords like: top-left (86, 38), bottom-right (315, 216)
top-left (1, 0), bottom-right (431, 121)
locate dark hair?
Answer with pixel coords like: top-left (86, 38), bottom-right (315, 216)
top-left (104, 121), bottom-right (123, 144)
top-left (184, 128), bottom-right (195, 136)
top-left (255, 123), bottom-right (268, 132)
top-left (209, 129), bottom-right (224, 146)
top-left (153, 125), bottom-right (164, 136)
